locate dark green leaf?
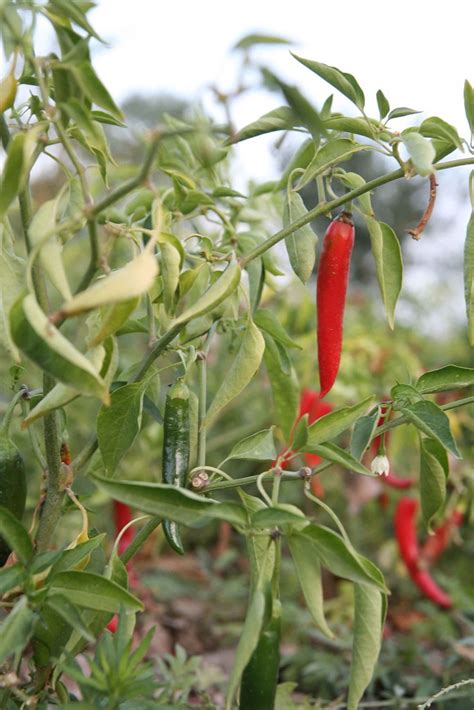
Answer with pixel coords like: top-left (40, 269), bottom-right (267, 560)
top-left (299, 524), bottom-right (387, 592)
top-left (48, 535), bottom-right (106, 577)
top-left (229, 106), bottom-right (296, 144)
top-left (416, 364), bottom-right (474, 393)
top-left (402, 400), bottom-right (461, 458)
top-left (0, 563), bottom-right (23, 595)
top-left (0, 132), bottom-right (25, 217)
top-left (305, 442), bottom-right (374, 476)
top-left (365, 218), bottom-right (403, 329)
top-left (251, 506), bottom-right (307, 528)
top-left (347, 585), bottom-right (383, 710)
top-left (292, 414), bottom-right (308, 452)
top-left (292, 54), bottom-right (365, 109)
top-left (254, 310), bottom-right (300, 350)
top-left (464, 80), bottom-right (474, 135)
top-left (97, 382), bottom-right (147, 475)
top-left (306, 396), bottom-right (374, 449)
top-left (464, 209), bottom-right (474, 345)
top-left (376, 89), bottom-right (390, 119)
top-left (0, 597), bottom-right (37, 664)
top-left (387, 107), bottom-right (421, 120)
top-left (63, 61), bottom-right (123, 120)
top-left (263, 69), bottom-right (325, 139)
top-left (224, 428), bottom-right (277, 463)
top-left (45, 594), bottom-right (94, 642)
top-left (351, 409), bottom-right (380, 461)
top-left (297, 139), bottom-right (371, 190)
top-left (287, 533), bottom-right (333, 638)
top-left (92, 474), bottom-right (247, 528)
top-left (420, 438), bottom-right (448, 531)
top-left (0, 506), bottom-right (33, 566)
top-left (50, 571), bottom-right (143, 613)
top-left (263, 334), bottom-right (299, 439)
top-left (420, 116), bottom-right (463, 151)
top-left (283, 191), bottom-right (317, 283)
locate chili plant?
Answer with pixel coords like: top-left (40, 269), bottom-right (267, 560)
top-left (0, 3), bottom-right (473, 708)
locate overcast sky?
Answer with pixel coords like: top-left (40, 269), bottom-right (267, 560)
top-left (33, 0), bottom-right (473, 333)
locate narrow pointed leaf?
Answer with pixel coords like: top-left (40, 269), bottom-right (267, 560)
top-left (292, 54), bottom-right (365, 109)
top-left (402, 400), bottom-right (461, 458)
top-left (420, 438), bottom-right (448, 531)
top-left (283, 191), bottom-right (317, 283)
top-left (174, 261), bottom-right (241, 325)
top-left (347, 585), bottom-right (383, 710)
top-left (224, 427), bottom-right (277, 463)
top-left (229, 106), bottom-right (296, 144)
top-left (416, 364), bottom-right (474, 393)
top-left (0, 506), bottom-right (33, 566)
top-left (365, 218), bottom-right (403, 329)
top-left (204, 319), bottom-right (265, 427)
top-left (0, 597), bottom-right (37, 664)
top-left (50, 571), bottom-right (143, 613)
top-left (306, 396), bottom-right (374, 449)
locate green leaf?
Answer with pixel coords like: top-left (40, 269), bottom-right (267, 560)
top-left (28, 195), bottom-right (72, 300)
top-left (204, 319), bottom-right (265, 427)
top-left (224, 428), bottom-right (277, 463)
top-left (292, 54), bottom-right (365, 109)
top-left (420, 116), bottom-right (463, 151)
top-left (299, 524), bottom-right (387, 592)
top-left (0, 225), bottom-right (24, 362)
top-left (376, 89), bottom-right (390, 120)
top-left (160, 241), bottom-right (181, 315)
top-left (240, 492), bottom-right (276, 595)
top-left (262, 334), bottom-right (299, 439)
top-left (306, 396), bottom-right (374, 449)
top-left (49, 0), bottom-right (103, 41)
top-left (0, 505), bottom-right (33, 566)
top-left (387, 107), bottom-right (421, 120)
top-left (97, 382), bottom-right (147, 475)
top-left (0, 596), bottom-right (37, 664)
top-left (283, 191), bottom-right (317, 283)
top-left (45, 594), bottom-right (94, 642)
top-left (402, 400), bottom-right (461, 458)
top-left (251, 506), bottom-right (307, 528)
top-left (59, 249), bottom-right (158, 318)
top-left (92, 474), bottom-right (247, 528)
top-left (365, 218), bottom-right (403, 329)
top-left (49, 571), bottom-right (143, 613)
top-left (304, 442), bottom-right (374, 476)
top-left (464, 210), bottom-right (474, 345)
top-left (174, 261), bottom-right (241, 325)
top-left (86, 297), bottom-right (140, 347)
top-left (464, 80), bottom-right (474, 135)
top-left (263, 70), bottom-right (325, 139)
top-left (401, 131), bottom-right (435, 176)
top-left (297, 139), bottom-right (371, 190)
top-left (233, 33), bottom-right (292, 50)
top-left (420, 438), bottom-right (448, 531)
top-left (63, 60), bottom-right (123, 120)
top-left (10, 294), bottom-right (109, 403)
top-left (347, 585), bottom-right (383, 710)
top-left (416, 364), bottom-right (474, 393)
top-left (254, 310), bottom-right (301, 350)
top-left (324, 116), bottom-right (387, 140)
top-left (225, 588), bottom-right (266, 710)
top-left (0, 132), bottom-right (25, 217)
top-left (351, 409), bottom-right (380, 461)
top-left (337, 172), bottom-right (374, 217)
top-left (229, 106), bottom-right (296, 144)
top-left (292, 414), bottom-right (309, 452)
top-left (0, 563), bottom-right (23, 596)
top-left (48, 535), bottom-right (106, 577)
top-left (288, 533), bottom-right (333, 638)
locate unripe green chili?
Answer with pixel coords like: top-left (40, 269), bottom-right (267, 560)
top-left (239, 600), bottom-right (281, 710)
top-left (162, 380), bottom-right (190, 554)
top-left (0, 389), bottom-right (27, 566)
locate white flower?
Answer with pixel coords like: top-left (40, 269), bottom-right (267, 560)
top-left (370, 454), bottom-right (390, 477)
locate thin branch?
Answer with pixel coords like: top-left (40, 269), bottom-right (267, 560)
top-left (406, 173), bottom-right (437, 240)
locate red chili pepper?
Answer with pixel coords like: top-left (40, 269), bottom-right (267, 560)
top-left (420, 511), bottom-right (463, 564)
top-left (106, 615), bottom-right (118, 633)
top-left (276, 390), bottom-right (332, 496)
top-left (382, 472), bottom-right (415, 489)
top-left (394, 497), bottom-right (453, 608)
top-left (317, 212), bottom-right (355, 398)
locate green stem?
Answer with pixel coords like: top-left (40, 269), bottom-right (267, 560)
top-left (374, 395), bottom-right (474, 438)
top-left (119, 516), bottom-right (162, 566)
top-left (240, 157), bottom-right (474, 267)
top-left (131, 323), bottom-right (183, 382)
top-left (205, 463), bottom-right (331, 493)
top-left (197, 353), bottom-right (207, 468)
top-left (1, 388), bottom-right (27, 437)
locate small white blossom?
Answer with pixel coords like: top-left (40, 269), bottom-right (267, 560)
top-left (370, 454), bottom-right (390, 477)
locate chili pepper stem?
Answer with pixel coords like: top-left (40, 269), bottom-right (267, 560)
top-left (197, 352), bottom-right (207, 469)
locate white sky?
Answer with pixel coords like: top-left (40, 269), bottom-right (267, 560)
top-left (32, 0), bottom-right (474, 333)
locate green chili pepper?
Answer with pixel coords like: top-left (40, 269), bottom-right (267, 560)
top-left (239, 600), bottom-right (281, 710)
top-left (0, 390), bottom-right (27, 566)
top-left (162, 380), bottom-right (190, 555)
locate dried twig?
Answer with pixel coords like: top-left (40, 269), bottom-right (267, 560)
top-left (406, 173), bottom-right (437, 240)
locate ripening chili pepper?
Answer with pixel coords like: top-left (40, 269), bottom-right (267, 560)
top-left (317, 212), bottom-right (355, 398)
top-left (394, 497), bottom-right (453, 608)
top-left (0, 391), bottom-right (27, 566)
top-left (276, 390), bottom-right (332, 496)
top-left (162, 380), bottom-right (190, 555)
top-left (382, 472), bottom-right (415, 489)
top-left (420, 511), bottom-right (463, 564)
top-left (240, 601), bottom-right (281, 709)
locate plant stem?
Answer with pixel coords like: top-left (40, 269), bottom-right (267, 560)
top-left (205, 463), bottom-right (331, 493)
top-left (119, 516), bottom-right (162, 566)
top-left (131, 323), bottom-right (183, 382)
top-left (374, 395), bottom-right (474, 438)
top-left (197, 352), bottom-right (207, 468)
top-left (240, 156), bottom-right (474, 267)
